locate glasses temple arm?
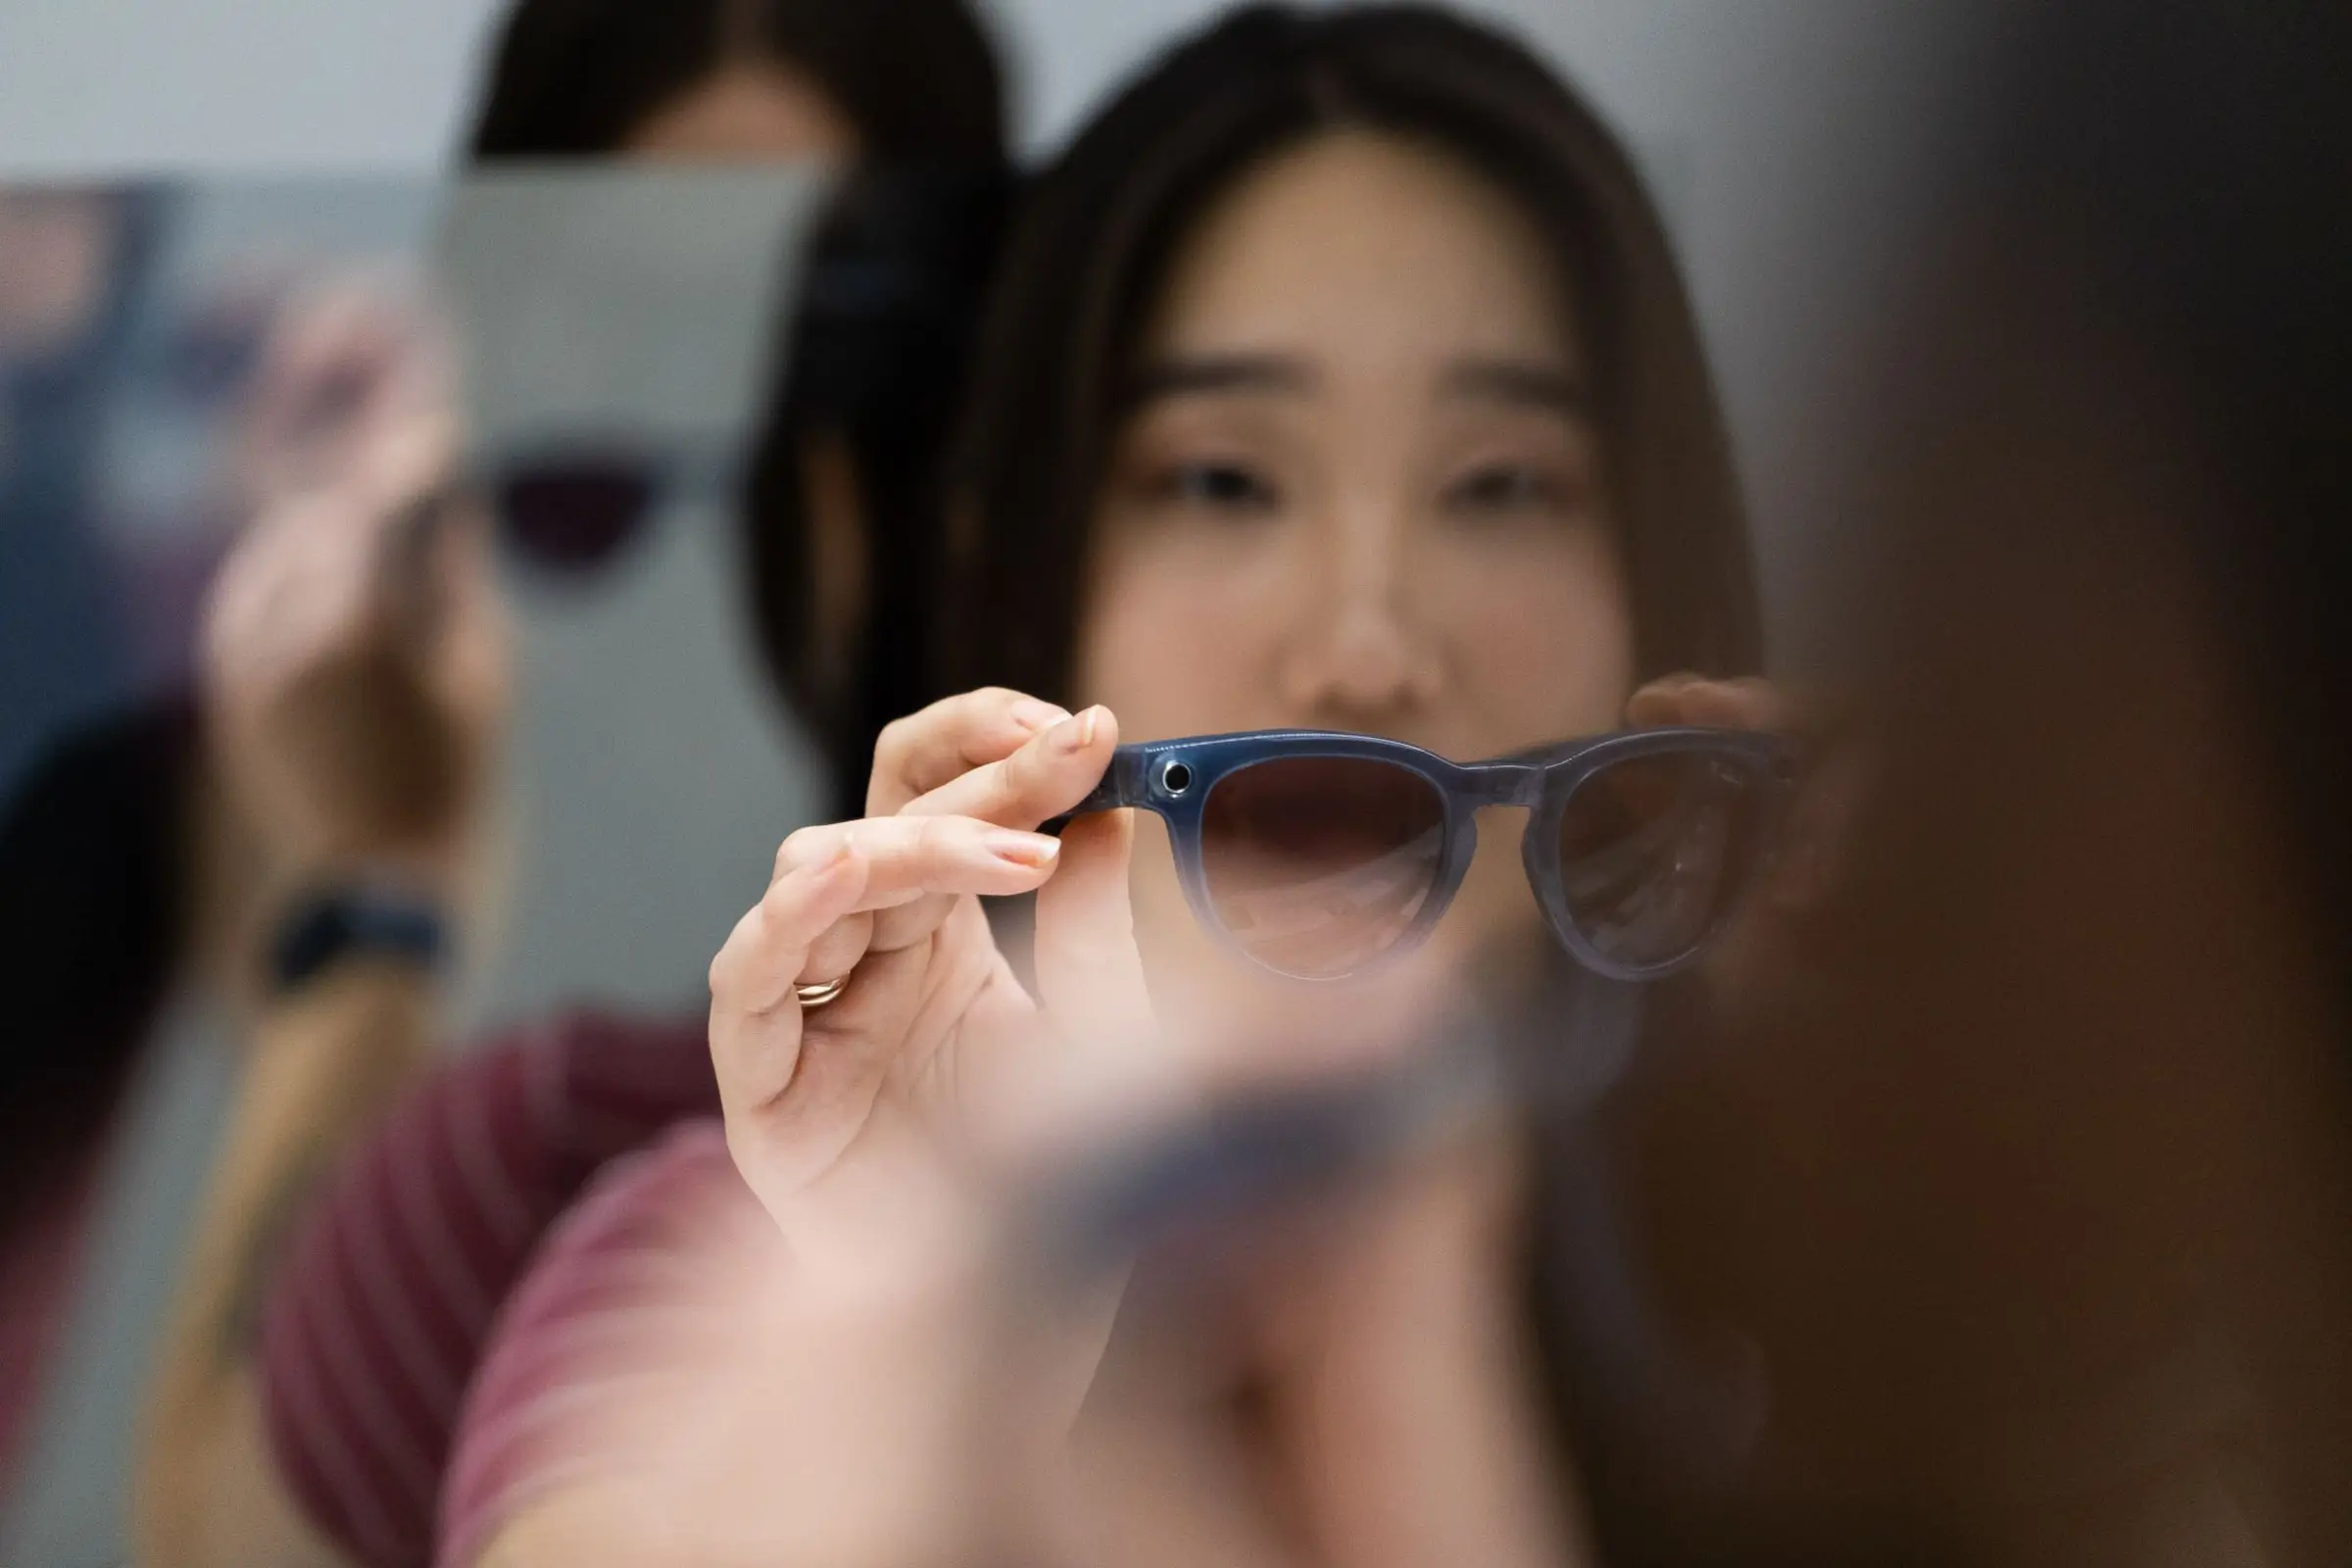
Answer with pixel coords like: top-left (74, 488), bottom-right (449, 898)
top-left (1040, 746), bottom-right (1151, 834)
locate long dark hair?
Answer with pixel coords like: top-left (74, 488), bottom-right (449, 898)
top-left (742, 165), bottom-right (1015, 816)
top-left (946, 3), bottom-right (1761, 706)
top-left (467, 0), bottom-right (1004, 162)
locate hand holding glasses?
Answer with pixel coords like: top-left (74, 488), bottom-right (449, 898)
top-left (1059, 727), bottom-right (1796, 981)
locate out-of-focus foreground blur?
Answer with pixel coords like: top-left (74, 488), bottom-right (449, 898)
top-left (2, 2), bottom-right (2345, 1566)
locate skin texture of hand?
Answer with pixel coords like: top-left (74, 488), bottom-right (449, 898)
top-left (201, 284), bottom-right (508, 892)
top-left (707, 687), bottom-right (1161, 1244)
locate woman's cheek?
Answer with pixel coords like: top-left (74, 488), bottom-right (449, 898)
top-left (1429, 532), bottom-right (1634, 739)
top-left (1075, 536), bottom-right (1287, 741)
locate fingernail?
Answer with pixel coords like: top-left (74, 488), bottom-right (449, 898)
top-left (987, 829), bottom-right (1059, 868)
top-left (1015, 697), bottom-right (1073, 731)
top-left (1077, 706), bottom-right (1104, 748)
top-left (828, 830), bottom-right (858, 868)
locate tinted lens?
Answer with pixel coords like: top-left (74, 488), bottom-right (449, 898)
top-left (1200, 756), bottom-right (1446, 979)
top-left (1555, 750), bottom-right (1769, 971)
top-left (496, 460), bottom-right (658, 576)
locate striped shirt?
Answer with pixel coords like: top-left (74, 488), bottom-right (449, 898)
top-left (257, 1010), bottom-right (717, 1568)
top-left (434, 1119), bottom-right (748, 1568)
top-left (0, 1163), bottom-right (96, 1505)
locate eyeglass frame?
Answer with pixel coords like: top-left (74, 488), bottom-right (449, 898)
top-left (1059, 726), bottom-right (1798, 983)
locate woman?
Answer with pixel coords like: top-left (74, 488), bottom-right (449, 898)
top-left (468, 0), bottom-right (999, 165)
top-left (441, 9), bottom-right (1785, 1565)
top-left (132, 3), bottom-right (1008, 1565)
top-left (697, 4), bottom-right (2352, 1561)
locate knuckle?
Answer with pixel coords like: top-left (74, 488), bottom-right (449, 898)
top-left (1004, 726), bottom-right (1047, 780)
top-left (974, 753), bottom-right (1022, 805)
top-left (708, 930), bottom-right (747, 998)
top-left (872, 716), bottom-right (916, 768)
top-left (912, 813), bottom-right (954, 857)
top-left (776, 824), bottom-right (829, 875)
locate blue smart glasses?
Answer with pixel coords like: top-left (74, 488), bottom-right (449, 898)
top-left (1065, 727), bottom-right (1795, 982)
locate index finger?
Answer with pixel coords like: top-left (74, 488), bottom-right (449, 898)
top-left (901, 704), bottom-right (1116, 828)
top-left (867, 687), bottom-right (1071, 815)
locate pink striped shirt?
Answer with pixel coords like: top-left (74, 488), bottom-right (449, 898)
top-left (257, 1010), bottom-right (718, 1568)
top-left (0, 1162), bottom-right (97, 1503)
top-left (434, 1119), bottom-right (747, 1568)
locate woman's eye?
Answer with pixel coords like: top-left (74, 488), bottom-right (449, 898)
top-left (1158, 461), bottom-right (1280, 514)
top-left (1443, 464), bottom-right (1572, 517)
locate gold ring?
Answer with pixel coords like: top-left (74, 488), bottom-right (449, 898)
top-left (795, 975), bottom-right (851, 1009)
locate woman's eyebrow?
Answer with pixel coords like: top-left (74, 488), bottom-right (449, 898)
top-left (1442, 358), bottom-right (1589, 414)
top-left (1125, 352), bottom-right (1316, 406)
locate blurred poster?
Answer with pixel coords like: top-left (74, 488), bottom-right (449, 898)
top-left (433, 167), bottom-right (830, 1033)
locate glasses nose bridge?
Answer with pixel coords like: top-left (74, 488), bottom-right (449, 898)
top-left (1455, 760), bottom-right (1545, 812)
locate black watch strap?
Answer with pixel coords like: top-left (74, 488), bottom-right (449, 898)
top-left (268, 884), bottom-right (448, 995)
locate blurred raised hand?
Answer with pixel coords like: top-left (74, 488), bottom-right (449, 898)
top-left (201, 281), bottom-right (508, 892)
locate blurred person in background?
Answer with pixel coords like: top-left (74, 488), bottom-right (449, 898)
top-left (133, 2), bottom-right (1007, 1565)
top-left (1598, 2), bottom-right (2352, 1561)
top-left (0, 192), bottom-right (508, 1530)
top-left (432, 8), bottom-right (1797, 1565)
top-left (432, 3), bottom-right (2350, 1566)
top-left (0, 187), bottom-right (510, 1556)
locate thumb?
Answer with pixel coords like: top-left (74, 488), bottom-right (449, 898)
top-left (1032, 808), bottom-right (1154, 1059)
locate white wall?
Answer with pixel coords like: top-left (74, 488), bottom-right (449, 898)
top-left (0, 2), bottom-right (1937, 185)
top-left (0, 0), bottom-right (501, 175)
top-left (0, 0), bottom-right (1636, 174)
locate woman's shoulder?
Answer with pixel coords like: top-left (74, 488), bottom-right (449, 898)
top-left (437, 1115), bottom-right (760, 1568)
top-left (256, 1008), bottom-right (722, 1567)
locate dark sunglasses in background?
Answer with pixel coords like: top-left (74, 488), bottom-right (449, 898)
top-left (1061, 727), bottom-right (1795, 982)
top-left (484, 437), bottom-right (736, 582)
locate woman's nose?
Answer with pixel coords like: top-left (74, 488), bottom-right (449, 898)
top-left (1275, 524), bottom-right (1444, 720)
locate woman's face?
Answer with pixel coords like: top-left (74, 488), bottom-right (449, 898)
top-left (623, 63), bottom-right (858, 163)
top-left (1076, 129), bottom-right (1636, 1008)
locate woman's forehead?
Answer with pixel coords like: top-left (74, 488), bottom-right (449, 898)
top-left (1137, 129), bottom-right (1584, 375)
